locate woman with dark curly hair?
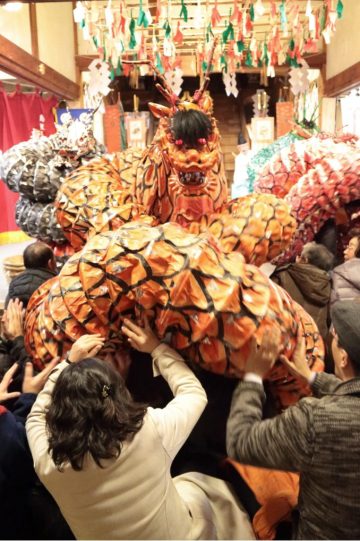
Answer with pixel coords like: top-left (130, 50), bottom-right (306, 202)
top-left (26, 323), bottom-right (254, 540)
top-left (45, 357), bottom-right (146, 472)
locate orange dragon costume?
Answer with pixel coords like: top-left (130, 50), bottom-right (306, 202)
top-left (24, 48), bottom-right (323, 406)
top-left (19, 47), bottom-right (328, 538)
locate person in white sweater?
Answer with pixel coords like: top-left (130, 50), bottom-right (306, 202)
top-left (26, 319), bottom-right (254, 540)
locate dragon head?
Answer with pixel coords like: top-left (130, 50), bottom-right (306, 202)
top-left (135, 39), bottom-right (228, 226)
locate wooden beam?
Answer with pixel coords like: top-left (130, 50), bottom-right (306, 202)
top-left (304, 52), bottom-right (326, 68)
top-left (0, 34), bottom-right (80, 100)
top-left (29, 3), bottom-right (39, 59)
top-left (325, 61), bottom-right (360, 97)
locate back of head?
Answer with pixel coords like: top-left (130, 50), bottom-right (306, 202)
top-left (301, 242), bottom-right (334, 271)
top-left (332, 300), bottom-right (360, 374)
top-left (23, 242), bottom-right (54, 270)
top-left (46, 358), bottom-right (146, 471)
top-left (172, 109), bottom-right (212, 148)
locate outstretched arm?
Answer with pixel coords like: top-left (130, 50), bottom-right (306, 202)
top-left (226, 329), bottom-right (314, 472)
top-left (122, 318), bottom-right (208, 457)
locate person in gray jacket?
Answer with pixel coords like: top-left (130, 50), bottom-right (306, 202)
top-left (226, 300), bottom-right (360, 540)
top-left (331, 234), bottom-right (360, 305)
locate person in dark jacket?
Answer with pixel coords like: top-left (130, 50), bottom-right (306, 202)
top-left (226, 300), bottom-right (360, 540)
top-left (0, 358), bottom-right (59, 539)
top-left (271, 242), bottom-right (334, 340)
top-left (5, 241), bottom-right (57, 308)
top-left (331, 234), bottom-right (360, 306)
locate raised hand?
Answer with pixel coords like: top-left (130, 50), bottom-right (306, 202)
top-left (245, 327), bottom-right (282, 379)
top-left (279, 336), bottom-right (311, 383)
top-left (22, 358), bottom-right (60, 394)
top-left (121, 317), bottom-right (160, 354)
top-left (3, 299), bottom-right (25, 341)
top-left (0, 363), bottom-right (21, 402)
top-left (67, 334), bottom-right (105, 363)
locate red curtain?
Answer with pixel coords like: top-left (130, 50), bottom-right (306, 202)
top-left (0, 85), bottom-right (57, 240)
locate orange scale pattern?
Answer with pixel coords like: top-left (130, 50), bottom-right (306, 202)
top-left (26, 222), bottom-right (324, 409)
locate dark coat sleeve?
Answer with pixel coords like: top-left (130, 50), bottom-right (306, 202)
top-left (226, 381), bottom-right (315, 472)
top-left (0, 394), bottom-right (37, 492)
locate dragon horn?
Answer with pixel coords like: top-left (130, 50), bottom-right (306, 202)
top-left (193, 38), bottom-right (218, 104)
top-left (121, 59), bottom-right (180, 106)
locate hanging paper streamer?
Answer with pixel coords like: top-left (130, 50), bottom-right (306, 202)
top-left (87, 59), bottom-right (112, 97)
top-left (73, 1), bottom-right (85, 24)
top-left (174, 21), bottom-right (184, 45)
top-left (137, 0), bottom-right (149, 28)
top-left (289, 64), bottom-right (310, 96)
top-left (163, 19), bottom-right (172, 38)
top-left (73, 0), bottom-right (344, 98)
top-left (222, 71), bottom-right (239, 97)
top-left (179, 0), bottom-right (188, 23)
top-left (279, 0), bottom-right (287, 34)
top-left (105, 0), bottom-right (114, 31)
top-left (337, 0), bottom-right (344, 19)
top-left (129, 15), bottom-right (137, 49)
top-left (254, 0), bottom-right (265, 19)
top-left (165, 67), bottom-right (184, 96)
top-left (222, 19), bottom-right (235, 43)
top-left (211, 0), bottom-right (222, 28)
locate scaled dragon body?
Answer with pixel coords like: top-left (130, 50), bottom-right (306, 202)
top-left (22, 56), bottom-right (324, 410)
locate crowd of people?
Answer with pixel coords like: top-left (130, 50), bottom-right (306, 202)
top-left (0, 235), bottom-right (360, 540)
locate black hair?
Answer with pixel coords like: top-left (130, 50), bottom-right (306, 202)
top-left (172, 109), bottom-right (212, 148)
top-left (23, 242), bottom-right (54, 269)
top-left (46, 358), bottom-right (147, 471)
top-left (301, 242), bottom-right (334, 271)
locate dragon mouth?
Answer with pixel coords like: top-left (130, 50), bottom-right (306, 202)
top-left (179, 171), bottom-right (206, 186)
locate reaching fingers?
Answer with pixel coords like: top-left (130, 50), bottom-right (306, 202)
top-left (24, 362), bottom-right (34, 380)
top-left (31, 359), bottom-right (60, 385)
top-left (4, 391), bottom-right (21, 400)
top-left (1, 363), bottom-right (19, 387)
top-left (88, 344), bottom-right (103, 357)
top-left (122, 319), bottom-right (143, 336)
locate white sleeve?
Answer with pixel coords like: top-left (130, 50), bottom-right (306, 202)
top-left (26, 361), bottom-right (68, 475)
top-left (148, 343), bottom-right (208, 458)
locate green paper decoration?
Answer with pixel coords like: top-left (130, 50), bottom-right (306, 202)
top-left (222, 20), bottom-right (235, 43)
top-left (163, 19), bottom-right (172, 38)
top-left (245, 49), bottom-right (252, 67)
top-left (92, 36), bottom-right (98, 48)
top-left (237, 40), bottom-right (245, 53)
top-left (129, 16), bottom-right (137, 49)
top-left (202, 60), bottom-right (208, 72)
top-left (220, 54), bottom-right (227, 72)
top-left (137, 0), bottom-right (149, 28)
top-left (279, 0), bottom-right (287, 28)
top-left (155, 51), bottom-right (164, 73)
top-left (320, 5), bottom-right (326, 32)
top-left (263, 43), bottom-right (269, 66)
top-left (337, 0), bottom-right (344, 19)
top-left (180, 0), bottom-right (188, 23)
top-left (249, 2), bottom-right (255, 22)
